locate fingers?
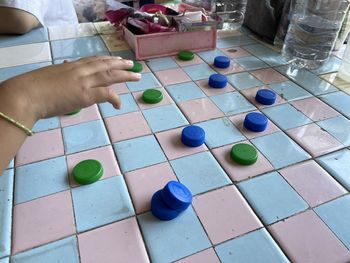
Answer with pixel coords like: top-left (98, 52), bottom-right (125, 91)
top-left (90, 86), bottom-right (122, 109)
top-left (87, 69), bottom-right (141, 88)
top-left (74, 55), bottom-right (122, 66)
top-left (79, 58), bottom-right (134, 76)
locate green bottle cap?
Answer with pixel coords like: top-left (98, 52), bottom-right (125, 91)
top-left (72, 159), bottom-right (104, 185)
top-left (128, 61), bottom-right (143, 73)
top-left (230, 143), bottom-right (258, 165)
top-left (142, 89), bottom-right (163, 104)
top-left (65, 108), bottom-right (81, 116)
top-left (178, 50), bottom-right (194, 61)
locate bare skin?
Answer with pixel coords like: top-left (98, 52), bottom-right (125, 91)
top-left (0, 56), bottom-right (141, 173)
top-left (0, 6), bottom-right (40, 34)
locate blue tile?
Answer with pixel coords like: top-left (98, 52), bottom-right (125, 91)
top-left (11, 236), bottom-right (79, 263)
top-left (183, 64), bottom-right (217, 81)
top-left (268, 81), bottom-right (312, 101)
top-left (165, 81), bottom-right (206, 103)
top-left (138, 207), bottom-right (211, 263)
top-left (311, 56), bottom-right (342, 75)
top-left (15, 156), bottom-right (69, 204)
top-left (243, 44), bottom-right (287, 67)
top-left (196, 117), bottom-right (245, 148)
top-left (7, 159), bottom-right (14, 170)
top-left (0, 62), bottom-right (52, 82)
top-left (215, 228), bottom-right (289, 263)
top-left (0, 169), bottom-right (13, 258)
top-left (275, 65), bottom-right (338, 95)
top-left (217, 35), bottom-right (256, 49)
top-left (197, 49), bottom-right (226, 64)
top-left (251, 131), bottom-right (311, 169)
top-left (319, 91), bottom-right (350, 119)
top-left (112, 50), bottom-right (136, 60)
top-left (0, 258), bottom-right (8, 263)
top-left (317, 149), bottom-right (350, 191)
top-left (170, 152), bottom-right (231, 195)
top-left (99, 93), bottom-right (139, 118)
top-left (227, 72), bottom-right (263, 90)
top-left (62, 119), bottom-right (110, 154)
top-left (262, 104), bottom-right (312, 130)
top-left (314, 195), bottom-right (350, 250)
top-left (113, 135), bottom-right (166, 172)
top-left (238, 171), bottom-right (308, 224)
top-left (142, 104), bottom-right (188, 132)
top-left (51, 36), bottom-right (108, 60)
top-left (317, 116), bottom-right (350, 147)
top-left (235, 56), bottom-right (269, 71)
top-left (211, 92), bottom-right (256, 116)
top-left (72, 176), bottom-right (134, 232)
top-left (0, 27), bottom-right (48, 48)
top-left (126, 73), bottom-right (161, 92)
top-left (146, 57), bottom-right (179, 71)
top-left (32, 117), bottom-right (60, 133)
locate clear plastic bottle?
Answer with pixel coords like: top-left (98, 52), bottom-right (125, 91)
top-left (282, 0), bottom-right (349, 69)
top-left (215, 0), bottom-right (247, 30)
top-left (338, 35), bottom-right (350, 82)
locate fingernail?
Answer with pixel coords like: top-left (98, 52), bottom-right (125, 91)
top-left (126, 60), bottom-right (134, 66)
top-left (135, 73), bottom-right (142, 79)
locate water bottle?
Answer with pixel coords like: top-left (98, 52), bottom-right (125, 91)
top-left (282, 0), bottom-right (350, 69)
top-left (338, 35), bottom-right (350, 82)
top-left (215, 0), bottom-right (247, 30)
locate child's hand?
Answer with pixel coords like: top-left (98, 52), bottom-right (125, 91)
top-left (1, 56), bottom-right (140, 120)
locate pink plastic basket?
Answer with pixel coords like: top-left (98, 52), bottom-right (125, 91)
top-left (123, 26), bottom-right (217, 60)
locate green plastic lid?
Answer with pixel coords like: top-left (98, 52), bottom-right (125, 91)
top-left (178, 50), bottom-right (194, 61)
top-left (65, 108), bottom-right (81, 116)
top-left (230, 143), bottom-right (258, 165)
top-left (142, 89), bottom-right (163, 104)
top-left (72, 159), bottom-right (104, 185)
top-left (128, 61), bottom-right (143, 73)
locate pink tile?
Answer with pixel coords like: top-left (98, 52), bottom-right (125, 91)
top-left (173, 54), bottom-right (205, 67)
top-left (196, 79), bottom-right (235, 96)
top-left (12, 190), bottom-right (75, 254)
top-left (287, 123), bottom-right (343, 157)
top-left (138, 61), bottom-right (151, 73)
top-left (154, 68), bottom-right (192, 86)
top-left (60, 104), bottom-right (101, 127)
top-left (211, 142), bottom-right (274, 182)
top-left (78, 217), bottom-right (149, 263)
top-left (250, 68), bottom-right (288, 84)
top-left (291, 97), bottom-right (340, 121)
top-left (109, 83), bottom-right (129, 94)
top-left (212, 60), bottom-right (245, 75)
top-left (155, 128), bottom-right (208, 160)
top-left (229, 111), bottom-right (280, 139)
top-left (132, 88), bottom-right (174, 110)
top-left (193, 185), bottom-right (262, 244)
top-left (124, 162), bottom-right (178, 213)
top-left (175, 248), bottom-right (220, 263)
top-left (105, 111), bottom-right (151, 142)
top-left (220, 47), bottom-right (251, 59)
top-left (66, 145), bottom-right (121, 187)
top-left (240, 86), bottom-right (286, 109)
top-left (16, 129), bottom-right (64, 166)
top-left (178, 98), bottom-right (224, 123)
top-left (279, 160), bottom-right (347, 207)
top-left (269, 210), bottom-right (350, 263)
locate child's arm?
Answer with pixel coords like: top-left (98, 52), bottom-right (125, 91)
top-left (0, 56), bottom-right (140, 173)
top-left (0, 6), bottom-right (40, 34)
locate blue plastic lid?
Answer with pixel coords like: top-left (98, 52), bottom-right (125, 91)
top-left (243, 112), bottom-right (268, 132)
top-left (181, 125), bottom-right (205, 147)
top-left (209, 73), bottom-right (228, 89)
top-left (151, 190), bottom-right (180, 221)
top-left (255, 89), bottom-right (277, 105)
top-left (161, 181), bottom-right (192, 211)
top-left (214, 56), bottom-right (231, 69)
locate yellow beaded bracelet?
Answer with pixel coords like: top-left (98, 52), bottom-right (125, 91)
top-left (0, 111), bottom-right (33, 136)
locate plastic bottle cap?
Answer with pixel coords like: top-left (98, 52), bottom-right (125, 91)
top-left (230, 143), bottom-right (258, 165)
top-left (142, 89), bottom-right (163, 104)
top-left (161, 181), bottom-right (192, 211)
top-left (151, 190), bottom-right (180, 221)
top-left (214, 56), bottom-right (231, 68)
top-left (178, 50), bottom-right (194, 61)
top-left (72, 159), bottom-right (104, 185)
top-left (255, 89), bottom-right (277, 105)
top-left (244, 112), bottom-right (268, 132)
top-left (209, 73), bottom-right (228, 89)
top-left (65, 109), bottom-right (81, 116)
top-left (181, 125), bottom-right (205, 147)
top-left (128, 61), bottom-right (143, 73)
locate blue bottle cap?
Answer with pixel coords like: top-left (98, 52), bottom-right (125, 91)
top-left (214, 56), bottom-right (231, 68)
top-left (151, 190), bottom-right (180, 221)
top-left (255, 89), bottom-right (277, 105)
top-left (161, 181), bottom-right (192, 211)
top-left (209, 73), bottom-right (228, 89)
top-left (243, 112), bottom-right (268, 132)
top-left (181, 125), bottom-right (205, 147)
